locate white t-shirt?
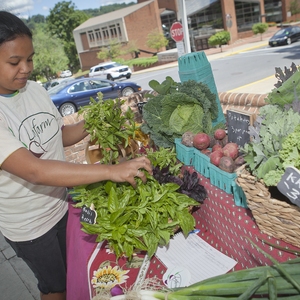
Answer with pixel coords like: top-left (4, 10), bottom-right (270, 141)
top-left (0, 81), bottom-right (68, 241)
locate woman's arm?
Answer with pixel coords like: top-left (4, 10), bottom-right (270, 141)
top-left (61, 120), bottom-right (89, 147)
top-left (1, 147), bottom-right (152, 188)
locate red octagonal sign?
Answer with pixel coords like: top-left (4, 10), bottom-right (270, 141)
top-left (170, 22), bottom-right (184, 43)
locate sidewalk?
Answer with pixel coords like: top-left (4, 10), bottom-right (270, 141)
top-left (0, 25), bottom-right (292, 300)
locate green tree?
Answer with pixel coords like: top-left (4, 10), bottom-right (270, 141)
top-left (125, 40), bottom-right (140, 58)
top-left (46, 1), bottom-right (89, 72)
top-left (146, 28), bottom-right (168, 53)
top-left (97, 39), bottom-right (123, 61)
top-left (30, 24), bottom-right (69, 81)
top-left (208, 31), bottom-right (230, 52)
top-left (252, 22), bottom-right (269, 41)
top-left (290, 0), bottom-right (300, 16)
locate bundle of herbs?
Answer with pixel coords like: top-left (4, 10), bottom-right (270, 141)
top-left (78, 93), bottom-right (137, 164)
top-left (140, 77), bottom-right (225, 148)
top-left (241, 63), bottom-right (300, 187)
top-left (71, 147), bottom-right (206, 259)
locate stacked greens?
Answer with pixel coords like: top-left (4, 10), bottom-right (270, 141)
top-left (141, 77), bottom-right (224, 148)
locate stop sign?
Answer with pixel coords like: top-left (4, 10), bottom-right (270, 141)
top-left (170, 22), bottom-right (184, 43)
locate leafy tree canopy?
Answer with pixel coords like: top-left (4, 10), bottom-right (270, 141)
top-left (252, 22), bottom-right (269, 41)
top-left (30, 23), bottom-right (69, 81)
top-left (146, 28), bottom-right (168, 52)
top-left (46, 1), bottom-right (89, 72)
top-left (208, 31), bottom-right (230, 52)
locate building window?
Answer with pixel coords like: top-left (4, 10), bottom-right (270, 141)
top-left (188, 1), bottom-right (223, 30)
top-left (102, 26), bottom-right (109, 39)
top-left (95, 29), bottom-right (101, 41)
top-left (264, 0), bottom-right (283, 23)
top-left (235, 1), bottom-right (261, 32)
top-left (88, 30), bottom-right (95, 42)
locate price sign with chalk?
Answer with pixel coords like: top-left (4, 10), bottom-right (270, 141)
top-left (277, 166), bottom-right (300, 207)
top-left (80, 204), bottom-right (97, 224)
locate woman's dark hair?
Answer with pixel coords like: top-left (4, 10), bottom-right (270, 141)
top-left (0, 11), bottom-right (32, 46)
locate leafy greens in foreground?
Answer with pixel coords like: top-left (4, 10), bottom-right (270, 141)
top-left (72, 174), bottom-right (199, 259)
top-left (141, 77), bottom-right (224, 148)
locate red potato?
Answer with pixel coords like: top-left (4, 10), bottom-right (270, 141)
top-left (214, 129), bottom-right (226, 140)
top-left (219, 156), bottom-right (235, 173)
top-left (212, 144), bottom-right (223, 152)
top-left (220, 135), bottom-right (228, 147)
top-left (201, 148), bottom-right (211, 156)
top-left (193, 133), bottom-right (210, 150)
top-left (234, 155), bottom-right (245, 167)
top-left (210, 149), bottom-right (224, 166)
top-left (223, 143), bottom-right (239, 160)
top-left (181, 131), bottom-right (195, 147)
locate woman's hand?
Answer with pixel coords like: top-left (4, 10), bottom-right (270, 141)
top-left (108, 156), bottom-right (153, 188)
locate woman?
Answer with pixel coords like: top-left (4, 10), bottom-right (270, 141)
top-left (0, 11), bottom-right (152, 300)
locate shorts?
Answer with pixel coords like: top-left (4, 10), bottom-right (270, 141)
top-left (5, 212), bottom-right (68, 294)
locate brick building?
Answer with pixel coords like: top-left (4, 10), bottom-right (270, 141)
top-left (73, 0), bottom-right (300, 71)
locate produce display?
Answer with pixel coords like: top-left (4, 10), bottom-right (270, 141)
top-left (72, 90), bottom-right (213, 259)
top-left (72, 147), bottom-right (205, 259)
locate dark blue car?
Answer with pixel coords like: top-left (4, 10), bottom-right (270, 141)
top-left (269, 26), bottom-right (300, 47)
top-left (48, 77), bottom-right (142, 116)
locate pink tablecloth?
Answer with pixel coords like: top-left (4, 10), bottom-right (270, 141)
top-left (66, 167), bottom-right (300, 300)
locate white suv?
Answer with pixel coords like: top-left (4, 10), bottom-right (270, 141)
top-left (89, 62), bottom-right (132, 81)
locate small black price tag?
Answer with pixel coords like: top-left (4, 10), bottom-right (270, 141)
top-left (277, 166), bottom-right (300, 207)
top-left (80, 204), bottom-right (97, 224)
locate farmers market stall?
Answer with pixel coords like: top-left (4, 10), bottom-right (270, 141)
top-left (66, 55), bottom-right (300, 299)
top-left (66, 167), bottom-right (300, 300)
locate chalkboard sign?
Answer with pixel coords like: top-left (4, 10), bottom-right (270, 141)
top-left (277, 166), bottom-right (300, 207)
top-left (226, 109), bottom-right (255, 147)
top-left (80, 204), bottom-right (97, 224)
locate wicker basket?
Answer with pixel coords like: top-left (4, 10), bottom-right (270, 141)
top-left (236, 166), bottom-right (300, 248)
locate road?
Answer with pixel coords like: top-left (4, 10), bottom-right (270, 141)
top-left (130, 41), bottom-right (300, 93)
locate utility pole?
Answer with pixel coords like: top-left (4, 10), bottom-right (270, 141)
top-left (177, 0), bottom-right (191, 53)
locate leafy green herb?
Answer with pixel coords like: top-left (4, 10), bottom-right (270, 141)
top-left (78, 93), bottom-right (136, 164)
top-left (71, 173), bottom-right (199, 259)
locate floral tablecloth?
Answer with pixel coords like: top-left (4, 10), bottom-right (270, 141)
top-left (66, 166), bottom-right (299, 300)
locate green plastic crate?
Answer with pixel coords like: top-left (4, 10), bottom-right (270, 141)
top-left (174, 138), bottom-right (194, 166)
top-left (178, 51), bottom-right (226, 127)
top-left (193, 148), bottom-right (211, 178)
top-left (232, 182), bottom-right (248, 208)
top-left (209, 163), bottom-right (237, 194)
top-left (209, 163), bottom-right (248, 208)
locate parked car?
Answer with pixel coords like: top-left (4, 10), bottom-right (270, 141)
top-left (60, 70), bottom-right (73, 78)
top-left (47, 77), bottom-right (142, 116)
top-left (89, 62), bottom-right (132, 80)
top-left (43, 77), bottom-right (75, 91)
top-left (269, 26), bottom-right (300, 47)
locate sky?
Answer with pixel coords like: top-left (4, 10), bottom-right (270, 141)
top-left (1, 0), bottom-right (137, 18)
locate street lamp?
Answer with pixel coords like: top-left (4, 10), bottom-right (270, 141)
top-left (188, 17), bottom-right (196, 52)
